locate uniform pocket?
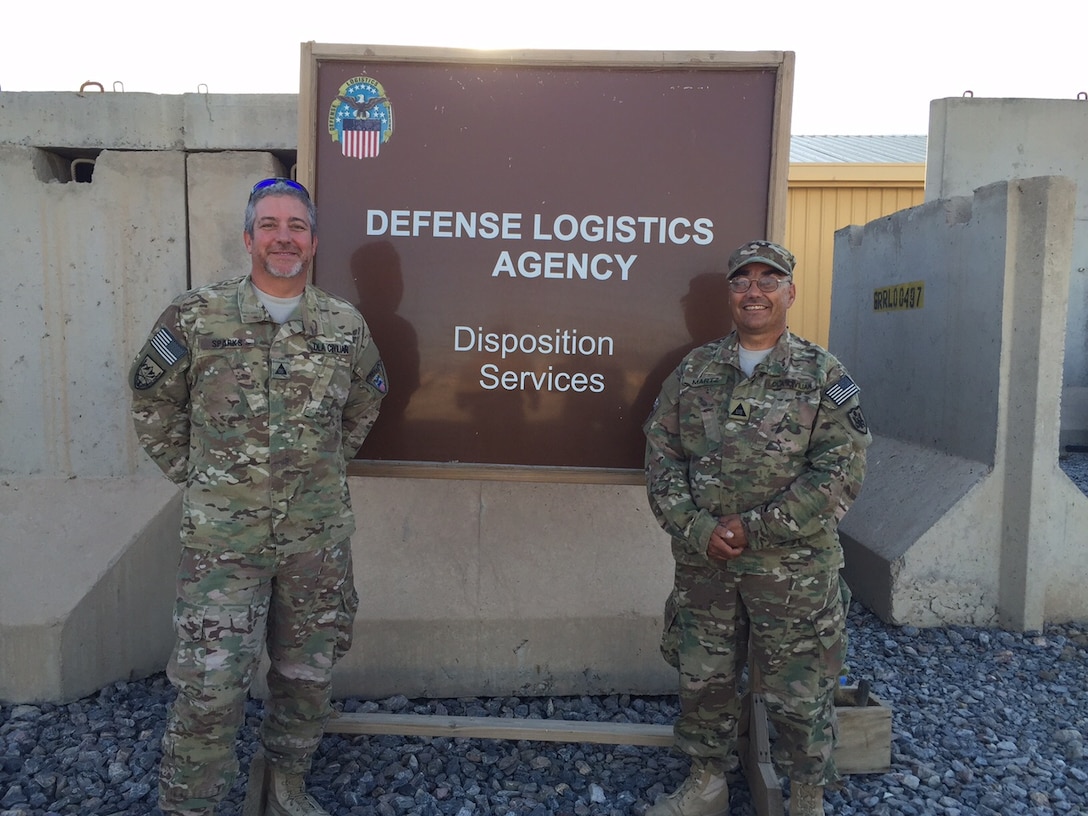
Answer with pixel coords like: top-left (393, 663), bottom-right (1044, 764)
top-left (758, 394), bottom-right (819, 454)
top-left (333, 582), bottom-right (361, 663)
top-left (173, 599), bottom-right (265, 644)
top-left (302, 358), bottom-right (337, 418)
top-left (809, 577), bottom-right (848, 681)
top-left (170, 599), bottom-right (268, 698)
top-left (190, 355), bottom-right (252, 429)
top-left (659, 590), bottom-right (681, 669)
top-left (678, 386), bottom-right (724, 458)
top-left (756, 398), bottom-right (791, 439)
top-left (811, 598), bottom-right (846, 652)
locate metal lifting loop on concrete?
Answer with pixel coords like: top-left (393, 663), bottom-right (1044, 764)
top-left (113, 81), bottom-right (124, 92)
top-left (70, 157), bottom-right (95, 182)
top-left (1078, 91), bottom-right (1087, 101)
top-left (962, 89), bottom-right (974, 97)
top-left (79, 81), bottom-right (105, 94)
top-left (197, 83), bottom-right (209, 94)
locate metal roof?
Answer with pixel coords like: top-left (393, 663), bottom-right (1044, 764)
top-left (789, 134), bottom-right (927, 163)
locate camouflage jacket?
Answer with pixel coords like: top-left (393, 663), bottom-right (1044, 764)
top-left (129, 275), bottom-right (388, 554)
top-left (643, 330), bottom-right (870, 573)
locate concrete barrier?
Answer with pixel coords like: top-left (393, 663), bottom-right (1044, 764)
top-left (927, 97), bottom-right (1088, 449)
top-left (830, 176), bottom-right (1088, 631)
top-left (0, 477), bottom-right (181, 703)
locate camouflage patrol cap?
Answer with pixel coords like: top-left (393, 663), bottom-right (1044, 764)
top-left (727, 239), bottom-right (796, 278)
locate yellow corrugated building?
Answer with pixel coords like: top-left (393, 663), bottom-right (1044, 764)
top-left (786, 135), bottom-right (927, 346)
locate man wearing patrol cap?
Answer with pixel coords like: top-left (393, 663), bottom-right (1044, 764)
top-left (129, 178), bottom-right (388, 816)
top-left (643, 239), bottom-right (870, 816)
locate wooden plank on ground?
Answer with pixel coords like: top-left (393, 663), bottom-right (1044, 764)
top-left (241, 749), bottom-right (267, 816)
top-left (324, 692), bottom-right (892, 775)
top-left (316, 686), bottom-right (889, 816)
top-left (325, 711), bottom-right (675, 746)
top-left (743, 694), bottom-right (785, 816)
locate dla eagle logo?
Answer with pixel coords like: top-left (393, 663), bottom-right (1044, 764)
top-left (328, 76), bottom-right (393, 159)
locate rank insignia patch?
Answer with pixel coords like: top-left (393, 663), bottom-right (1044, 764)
top-left (271, 359), bottom-right (290, 380)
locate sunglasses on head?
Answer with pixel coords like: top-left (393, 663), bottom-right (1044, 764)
top-left (250, 177), bottom-right (310, 198)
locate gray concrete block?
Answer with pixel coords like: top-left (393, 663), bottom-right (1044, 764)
top-left (0, 477), bottom-right (181, 703)
top-left (833, 177), bottom-right (1088, 629)
top-left (926, 95), bottom-right (1088, 409)
top-left (0, 91), bottom-right (184, 149)
top-left (926, 97), bottom-right (1088, 220)
top-left (0, 146), bottom-right (187, 479)
top-left (182, 94), bottom-right (298, 151)
top-left (187, 152), bottom-right (289, 288)
top-left (338, 476), bottom-right (676, 698)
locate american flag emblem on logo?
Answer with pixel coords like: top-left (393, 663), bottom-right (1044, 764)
top-left (825, 375), bottom-right (860, 406)
top-left (342, 119), bottom-right (382, 159)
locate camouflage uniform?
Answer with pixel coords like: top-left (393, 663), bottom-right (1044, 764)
top-left (130, 275), bottom-right (387, 812)
top-left (644, 329), bottom-right (870, 787)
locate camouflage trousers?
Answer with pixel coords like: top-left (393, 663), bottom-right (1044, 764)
top-left (661, 561), bottom-right (847, 786)
top-left (158, 541), bottom-right (359, 813)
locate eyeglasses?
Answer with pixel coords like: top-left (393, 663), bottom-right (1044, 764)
top-left (727, 275), bottom-right (792, 294)
top-left (250, 177), bottom-right (310, 198)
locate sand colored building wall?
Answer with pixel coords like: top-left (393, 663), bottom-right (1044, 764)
top-left (786, 163), bottom-right (925, 347)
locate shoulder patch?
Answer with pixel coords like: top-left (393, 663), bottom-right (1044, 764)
top-left (825, 375), bottom-right (860, 406)
top-left (367, 360), bottom-right (389, 394)
top-left (151, 327), bottom-right (188, 365)
top-left (848, 406), bottom-right (868, 434)
top-left (132, 355), bottom-right (165, 390)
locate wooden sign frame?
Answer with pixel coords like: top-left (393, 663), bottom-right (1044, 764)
top-left (298, 43), bottom-right (793, 483)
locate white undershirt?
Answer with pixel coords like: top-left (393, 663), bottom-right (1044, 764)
top-left (254, 287), bottom-right (302, 324)
top-left (738, 345), bottom-right (773, 378)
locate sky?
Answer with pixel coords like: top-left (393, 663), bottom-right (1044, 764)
top-left (2, 0), bottom-right (1082, 135)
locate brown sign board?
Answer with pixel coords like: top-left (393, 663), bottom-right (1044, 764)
top-left (298, 44), bottom-right (793, 483)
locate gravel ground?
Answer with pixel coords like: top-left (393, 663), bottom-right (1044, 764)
top-left (2, 455), bottom-right (1087, 816)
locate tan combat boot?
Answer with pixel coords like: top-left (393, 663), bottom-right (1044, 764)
top-left (646, 760), bottom-right (729, 816)
top-left (264, 768), bottom-right (330, 816)
top-left (789, 781), bottom-right (824, 816)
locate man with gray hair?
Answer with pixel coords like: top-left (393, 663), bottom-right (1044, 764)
top-left (130, 178), bottom-right (388, 816)
top-left (643, 239), bottom-right (870, 816)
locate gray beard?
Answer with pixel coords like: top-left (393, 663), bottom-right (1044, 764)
top-left (265, 260), bottom-right (304, 279)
